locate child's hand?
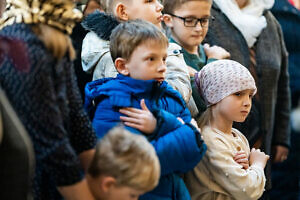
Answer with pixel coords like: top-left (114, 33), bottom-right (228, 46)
top-left (188, 66), bottom-right (197, 77)
top-left (203, 43), bottom-right (231, 59)
top-left (177, 117), bottom-right (184, 124)
top-left (249, 148), bottom-right (270, 169)
top-left (190, 118), bottom-right (201, 132)
top-left (234, 151), bottom-right (249, 169)
top-left (119, 99), bottom-right (157, 134)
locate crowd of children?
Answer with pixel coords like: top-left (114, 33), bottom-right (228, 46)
top-left (0, 0), bottom-right (293, 200)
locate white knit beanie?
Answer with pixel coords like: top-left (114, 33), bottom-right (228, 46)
top-left (195, 59), bottom-right (257, 106)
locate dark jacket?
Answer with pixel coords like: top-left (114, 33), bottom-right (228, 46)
top-left (0, 23), bottom-right (97, 199)
top-left (270, 1), bottom-right (300, 199)
top-left (85, 74), bottom-right (207, 200)
top-left (272, 0), bottom-right (300, 107)
top-left (0, 87), bottom-right (35, 200)
top-left (204, 3), bottom-right (291, 190)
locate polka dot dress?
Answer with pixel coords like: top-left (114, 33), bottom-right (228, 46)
top-left (0, 23), bottom-right (97, 199)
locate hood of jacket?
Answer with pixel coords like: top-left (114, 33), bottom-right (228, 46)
top-left (81, 11), bottom-right (119, 73)
top-left (81, 10), bottom-right (119, 41)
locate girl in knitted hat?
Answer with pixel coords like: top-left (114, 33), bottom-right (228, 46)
top-left (184, 59), bottom-right (269, 200)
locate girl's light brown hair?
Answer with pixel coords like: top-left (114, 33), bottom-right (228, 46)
top-left (197, 107), bottom-right (212, 129)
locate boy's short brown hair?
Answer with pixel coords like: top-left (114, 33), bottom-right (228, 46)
top-left (99, 0), bottom-right (113, 13)
top-left (162, 0), bottom-right (212, 14)
top-left (100, 0), bottom-right (130, 13)
top-left (88, 126), bottom-right (160, 191)
top-left (109, 19), bottom-right (168, 62)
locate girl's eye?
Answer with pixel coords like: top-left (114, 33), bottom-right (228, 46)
top-left (234, 92), bottom-right (241, 96)
top-left (163, 57), bottom-right (167, 62)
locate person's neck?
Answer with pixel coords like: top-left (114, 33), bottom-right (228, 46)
top-left (210, 112), bottom-right (233, 135)
top-left (184, 45), bottom-right (198, 55)
top-left (235, 0), bottom-right (249, 8)
top-left (86, 174), bottom-right (106, 200)
top-left (171, 36), bottom-right (199, 55)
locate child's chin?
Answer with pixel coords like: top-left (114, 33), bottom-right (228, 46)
top-left (235, 118), bottom-right (247, 123)
top-left (155, 78), bottom-right (165, 83)
top-left (155, 22), bottom-right (162, 29)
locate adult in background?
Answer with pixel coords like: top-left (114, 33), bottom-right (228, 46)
top-left (271, 0), bottom-right (300, 199)
top-left (0, 87), bottom-right (35, 200)
top-left (0, 0), bottom-right (5, 14)
top-left (71, 0), bottom-right (104, 101)
top-left (0, 0), bottom-right (97, 199)
top-left (203, 0), bottom-right (291, 199)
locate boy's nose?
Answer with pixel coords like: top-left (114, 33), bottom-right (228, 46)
top-left (194, 21), bottom-right (203, 31)
top-left (158, 63), bottom-right (167, 73)
top-left (156, 0), bottom-right (164, 12)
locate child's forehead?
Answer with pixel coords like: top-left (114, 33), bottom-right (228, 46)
top-left (131, 40), bottom-right (167, 58)
top-left (139, 39), bottom-right (168, 49)
top-left (240, 88), bottom-right (256, 93)
top-left (175, 1), bottom-right (212, 12)
top-left (171, 0), bottom-right (212, 11)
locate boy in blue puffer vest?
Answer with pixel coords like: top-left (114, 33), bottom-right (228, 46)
top-left (84, 19), bottom-right (206, 200)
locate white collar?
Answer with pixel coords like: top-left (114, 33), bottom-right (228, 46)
top-left (214, 0), bottom-right (274, 47)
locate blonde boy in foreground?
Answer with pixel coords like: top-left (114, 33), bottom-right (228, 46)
top-left (87, 127), bottom-right (160, 200)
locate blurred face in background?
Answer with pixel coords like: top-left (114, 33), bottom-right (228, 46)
top-left (235, 0), bottom-right (249, 8)
top-left (293, 0), bottom-right (300, 9)
top-left (0, 0), bottom-right (6, 16)
top-left (83, 0), bottom-right (104, 16)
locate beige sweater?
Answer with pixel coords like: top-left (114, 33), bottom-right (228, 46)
top-left (184, 126), bottom-right (266, 200)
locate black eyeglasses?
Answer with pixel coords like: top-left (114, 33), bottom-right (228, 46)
top-left (168, 13), bottom-right (214, 27)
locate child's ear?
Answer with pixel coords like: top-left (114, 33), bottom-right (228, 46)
top-left (115, 3), bottom-right (129, 21)
top-left (115, 58), bottom-right (129, 76)
top-left (163, 14), bottom-right (173, 28)
top-left (101, 176), bottom-right (116, 193)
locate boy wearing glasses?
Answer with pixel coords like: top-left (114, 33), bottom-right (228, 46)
top-left (163, 0), bottom-right (230, 119)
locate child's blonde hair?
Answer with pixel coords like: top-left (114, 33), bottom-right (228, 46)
top-left (110, 19), bottom-right (168, 62)
top-left (88, 126), bottom-right (160, 192)
top-left (162, 0), bottom-right (212, 14)
top-left (198, 107), bottom-right (212, 129)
